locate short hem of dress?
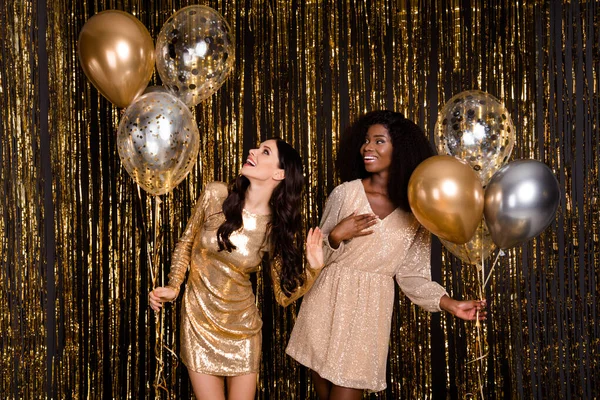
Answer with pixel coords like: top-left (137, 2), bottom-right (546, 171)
top-left (286, 349), bottom-right (385, 393)
top-left (182, 359), bottom-right (258, 377)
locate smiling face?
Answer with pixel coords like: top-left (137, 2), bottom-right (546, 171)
top-left (360, 124), bottom-right (393, 174)
top-left (240, 139), bottom-right (285, 182)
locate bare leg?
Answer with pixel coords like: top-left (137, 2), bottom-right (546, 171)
top-left (188, 370), bottom-right (225, 400)
top-left (329, 384), bottom-right (364, 400)
top-left (226, 373), bottom-right (257, 400)
top-left (311, 371), bottom-right (333, 400)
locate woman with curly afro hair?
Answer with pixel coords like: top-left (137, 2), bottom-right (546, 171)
top-left (150, 138), bottom-right (324, 400)
top-left (286, 111), bottom-right (486, 399)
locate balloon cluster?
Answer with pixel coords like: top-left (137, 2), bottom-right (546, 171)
top-left (77, 7), bottom-right (235, 196)
top-left (408, 90), bottom-right (560, 264)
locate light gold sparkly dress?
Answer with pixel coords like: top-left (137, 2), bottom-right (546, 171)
top-left (286, 179), bottom-right (448, 391)
top-left (167, 181), bottom-right (321, 376)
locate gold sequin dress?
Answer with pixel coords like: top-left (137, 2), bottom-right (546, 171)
top-left (286, 179), bottom-right (448, 391)
top-left (167, 182), bottom-right (321, 376)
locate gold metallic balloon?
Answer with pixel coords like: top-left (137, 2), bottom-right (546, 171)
top-left (440, 219), bottom-right (496, 265)
top-left (435, 90), bottom-right (515, 184)
top-left (78, 10), bottom-right (155, 108)
top-left (408, 155), bottom-right (484, 244)
top-left (117, 92), bottom-right (200, 196)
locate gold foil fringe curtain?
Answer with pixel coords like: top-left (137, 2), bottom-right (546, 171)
top-left (1, 0), bottom-right (599, 398)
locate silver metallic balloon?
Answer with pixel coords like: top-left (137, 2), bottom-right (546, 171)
top-left (435, 90), bottom-right (515, 184)
top-left (155, 5), bottom-right (235, 107)
top-left (440, 219), bottom-right (496, 265)
top-left (484, 160), bottom-right (560, 249)
top-left (117, 91), bottom-right (200, 196)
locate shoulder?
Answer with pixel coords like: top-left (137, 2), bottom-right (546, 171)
top-left (329, 179), bottom-right (361, 199)
top-left (197, 181), bottom-right (229, 212)
top-left (204, 181), bottom-right (229, 199)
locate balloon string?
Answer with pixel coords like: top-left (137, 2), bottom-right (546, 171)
top-left (472, 316), bottom-right (487, 400)
top-left (470, 223), bottom-right (488, 400)
top-left (479, 254), bottom-right (485, 300)
top-left (468, 305), bottom-right (489, 399)
top-left (483, 250), bottom-right (502, 289)
top-left (137, 188), bottom-right (171, 398)
top-left (476, 225), bottom-right (486, 400)
top-left (151, 196), bottom-right (168, 398)
top-left (138, 185), bottom-right (155, 286)
top-left (151, 196), bottom-right (162, 287)
top-left (469, 239), bottom-right (504, 400)
top-left (465, 346), bottom-right (489, 365)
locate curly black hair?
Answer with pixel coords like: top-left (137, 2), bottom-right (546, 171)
top-left (336, 110), bottom-right (436, 211)
top-left (216, 138), bottom-right (305, 296)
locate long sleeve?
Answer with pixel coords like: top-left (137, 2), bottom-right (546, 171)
top-left (395, 225), bottom-right (448, 312)
top-left (319, 184), bottom-right (348, 264)
top-left (167, 186), bottom-right (211, 291)
top-left (270, 257), bottom-right (324, 307)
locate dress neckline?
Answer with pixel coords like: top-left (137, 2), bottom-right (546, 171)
top-left (242, 208), bottom-right (271, 218)
top-left (357, 180), bottom-right (398, 222)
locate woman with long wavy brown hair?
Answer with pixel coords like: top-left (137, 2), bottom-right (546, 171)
top-left (150, 138), bottom-right (323, 400)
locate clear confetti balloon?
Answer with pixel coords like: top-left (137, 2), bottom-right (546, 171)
top-left (435, 90), bottom-right (515, 184)
top-left (117, 91), bottom-right (200, 196)
top-left (155, 5), bottom-right (235, 107)
top-left (440, 219), bottom-right (496, 265)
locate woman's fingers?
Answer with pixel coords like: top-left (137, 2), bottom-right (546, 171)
top-left (149, 290), bottom-right (160, 303)
top-left (350, 214), bottom-right (377, 236)
top-left (362, 218), bottom-right (378, 229)
top-left (306, 228), bottom-right (314, 245)
top-left (312, 227), bottom-right (323, 244)
top-left (149, 299), bottom-right (161, 312)
top-left (306, 227), bottom-right (323, 246)
top-left (149, 290), bottom-right (162, 312)
top-left (465, 300), bottom-right (487, 320)
top-left (149, 287), bottom-right (177, 312)
top-left (306, 227), bottom-right (324, 269)
top-left (331, 212), bottom-right (378, 242)
top-left (354, 213), bottom-right (377, 221)
top-left (476, 299), bottom-right (487, 320)
top-left (354, 214), bottom-right (378, 230)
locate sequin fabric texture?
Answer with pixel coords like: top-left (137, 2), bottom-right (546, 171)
top-left (286, 179), bottom-right (448, 391)
top-left (167, 182), bottom-right (321, 376)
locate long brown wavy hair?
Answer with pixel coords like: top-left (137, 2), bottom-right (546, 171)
top-left (216, 138), bottom-right (305, 296)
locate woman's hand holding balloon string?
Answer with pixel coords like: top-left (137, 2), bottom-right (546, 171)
top-left (439, 295), bottom-right (487, 321)
top-left (149, 287), bottom-right (178, 312)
